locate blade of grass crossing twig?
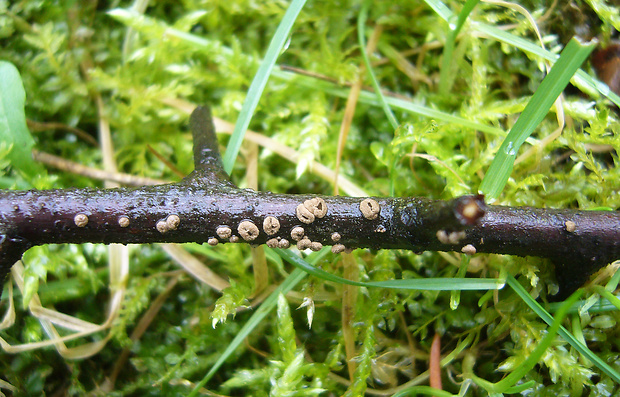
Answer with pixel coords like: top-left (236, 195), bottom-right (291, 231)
top-left (479, 38), bottom-right (596, 199)
top-left (276, 248), bottom-right (505, 291)
top-left (506, 275), bottom-right (620, 384)
top-left (221, 0), bottom-right (307, 174)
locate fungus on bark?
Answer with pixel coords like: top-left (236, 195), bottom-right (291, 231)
top-left (238, 221), bottom-right (259, 241)
top-left (0, 106), bottom-right (618, 299)
top-left (263, 216), bottom-right (281, 235)
top-left (359, 198), bottom-right (380, 220)
top-left (74, 213), bottom-right (89, 227)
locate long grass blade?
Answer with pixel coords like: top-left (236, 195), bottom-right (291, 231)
top-left (420, 0), bottom-right (620, 106)
top-left (506, 275), bottom-right (620, 384)
top-left (276, 69), bottom-right (505, 135)
top-left (357, 3), bottom-right (399, 130)
top-left (473, 22), bottom-right (620, 107)
top-left (479, 37), bottom-right (596, 199)
top-left (188, 269), bottom-right (305, 395)
top-left (438, 0), bottom-right (480, 95)
top-left (276, 248), bottom-right (505, 291)
top-left (221, 0), bottom-right (307, 174)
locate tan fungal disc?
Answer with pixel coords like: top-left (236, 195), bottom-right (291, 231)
top-left (238, 220), bottom-right (259, 241)
top-left (331, 244), bottom-right (345, 254)
top-left (266, 238), bottom-right (279, 248)
top-left (166, 214), bottom-right (180, 230)
top-left (208, 237), bottom-right (219, 246)
top-left (565, 220), bottom-right (576, 233)
top-left (278, 239), bottom-right (290, 249)
top-left (461, 244), bottom-right (476, 255)
top-left (263, 216), bottom-right (281, 235)
top-left (304, 197), bottom-right (327, 218)
top-left (74, 213), bottom-right (89, 227)
top-left (309, 241), bottom-right (323, 252)
top-left (331, 232), bottom-right (341, 242)
top-left (229, 235), bottom-right (240, 243)
top-left (296, 204), bottom-right (315, 224)
top-left (118, 216), bottom-right (130, 228)
top-left (360, 198), bottom-right (380, 220)
top-left (436, 230), bottom-right (466, 245)
top-left (291, 226), bottom-right (305, 241)
top-left (156, 220), bottom-right (168, 234)
top-left (297, 237), bottom-right (311, 250)
top-left (216, 226), bottom-right (232, 239)
top-left (448, 231), bottom-right (466, 244)
top-left (436, 230), bottom-right (449, 244)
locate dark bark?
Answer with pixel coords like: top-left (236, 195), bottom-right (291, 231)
top-left (0, 106), bottom-right (618, 299)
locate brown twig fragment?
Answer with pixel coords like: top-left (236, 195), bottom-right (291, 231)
top-left (0, 106), bottom-right (618, 299)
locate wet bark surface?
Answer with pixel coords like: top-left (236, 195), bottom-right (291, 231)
top-left (0, 106), bottom-right (618, 298)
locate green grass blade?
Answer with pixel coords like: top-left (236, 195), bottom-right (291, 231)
top-left (188, 268), bottom-right (307, 396)
top-left (474, 22), bottom-right (620, 107)
top-left (605, 261), bottom-right (620, 291)
top-left (471, 287), bottom-right (581, 393)
top-left (107, 11), bottom-right (505, 137)
top-left (108, 8), bottom-right (224, 55)
top-left (479, 38), bottom-right (596, 199)
top-left (276, 248), bottom-right (505, 291)
top-left (275, 69), bottom-right (505, 136)
top-left (392, 385), bottom-right (454, 397)
top-left (357, 3), bottom-right (399, 130)
top-left (0, 61), bottom-right (40, 179)
top-left (438, 0), bottom-right (480, 95)
top-left (548, 295), bottom-right (620, 315)
top-left (422, 0), bottom-right (454, 22)
top-left (187, 248), bottom-right (330, 395)
top-left (593, 285), bottom-right (620, 312)
top-left (221, 0), bottom-right (307, 174)
top-left (423, 1), bottom-right (620, 106)
top-left (506, 275), bottom-right (620, 384)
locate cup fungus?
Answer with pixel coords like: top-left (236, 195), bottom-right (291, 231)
top-left (296, 203), bottom-right (315, 224)
top-left (331, 244), bottom-right (346, 254)
top-left (216, 226), bottom-right (232, 239)
top-left (238, 220), bottom-right (259, 241)
top-left (263, 216), bottom-right (281, 235)
top-left (461, 244), bottom-right (476, 255)
top-left (297, 237), bottom-right (311, 250)
top-left (74, 213), bottom-right (89, 227)
top-left (360, 198), bottom-right (380, 220)
top-left (118, 216), bottom-right (130, 228)
top-left (291, 226), bottom-right (305, 241)
top-left (303, 197), bottom-right (327, 218)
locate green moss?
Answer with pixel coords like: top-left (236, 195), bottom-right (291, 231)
top-left (1, 0), bottom-right (619, 395)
